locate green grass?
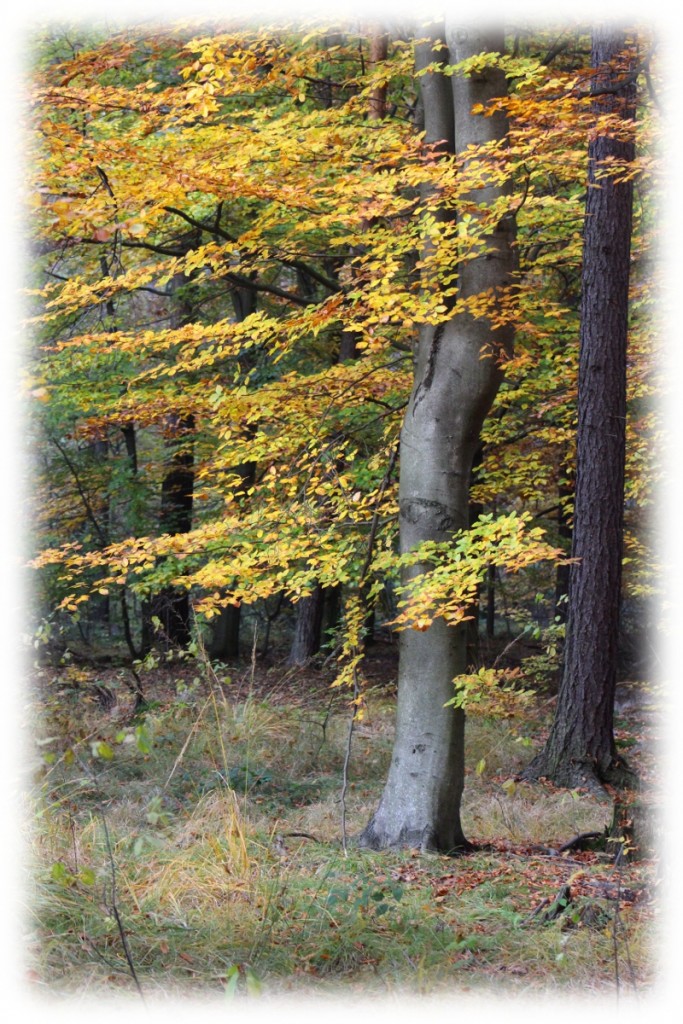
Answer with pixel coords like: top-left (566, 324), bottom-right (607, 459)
top-left (26, 662), bottom-right (658, 1000)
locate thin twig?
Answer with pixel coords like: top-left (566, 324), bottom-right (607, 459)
top-left (612, 843), bottom-right (622, 1001)
top-left (611, 843), bottom-right (639, 995)
top-left (68, 751), bottom-right (144, 997)
top-left (492, 628), bottom-right (529, 669)
top-left (69, 810), bottom-right (79, 874)
top-left (314, 695), bottom-right (338, 758)
top-left (340, 665), bottom-right (359, 857)
top-left (98, 810), bottom-right (145, 1001)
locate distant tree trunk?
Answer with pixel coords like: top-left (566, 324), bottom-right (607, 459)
top-left (205, 281), bottom-right (260, 662)
top-left (287, 584), bottom-right (325, 666)
top-left (339, 25), bottom-right (389, 364)
top-left (553, 476), bottom-right (573, 624)
top-left (485, 565), bottom-right (496, 640)
top-left (466, 446), bottom-right (484, 665)
top-left (359, 23), bottom-right (514, 853)
top-left (150, 412), bottom-right (195, 648)
top-left (322, 584), bottom-right (342, 641)
top-left (367, 26), bottom-right (390, 120)
top-left (523, 28), bottom-right (636, 790)
top-left (285, 584), bottom-right (340, 663)
top-left (87, 437), bottom-right (112, 638)
top-left (208, 603), bottom-right (242, 661)
top-left (117, 421), bottom-right (148, 660)
top-left (147, 270), bottom-right (197, 650)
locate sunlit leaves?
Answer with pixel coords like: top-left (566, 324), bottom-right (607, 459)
top-left (28, 23), bottom-right (658, 686)
top-left (373, 512), bottom-right (564, 634)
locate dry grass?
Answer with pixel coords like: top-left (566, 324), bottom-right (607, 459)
top-left (25, 663), bottom-right (660, 1002)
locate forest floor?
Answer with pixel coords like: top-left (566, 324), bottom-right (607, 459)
top-left (24, 637), bottom-right (663, 1008)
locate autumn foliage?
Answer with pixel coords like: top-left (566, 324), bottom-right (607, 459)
top-left (28, 23), bottom-right (659, 689)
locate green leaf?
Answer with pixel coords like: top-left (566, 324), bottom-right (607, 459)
top-left (50, 861), bottom-right (71, 885)
top-left (93, 741), bottom-right (115, 760)
top-left (224, 966), bottom-right (240, 999)
top-left (245, 966), bottom-right (262, 996)
top-left (135, 723), bottom-right (152, 754)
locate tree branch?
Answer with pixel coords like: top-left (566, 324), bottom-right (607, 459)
top-left (48, 434), bottom-right (109, 547)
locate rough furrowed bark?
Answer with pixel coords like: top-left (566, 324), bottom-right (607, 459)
top-left (522, 29), bottom-right (636, 795)
top-left (359, 24), bottom-right (514, 854)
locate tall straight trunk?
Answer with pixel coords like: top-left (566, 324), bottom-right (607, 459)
top-left (523, 28), bottom-right (636, 790)
top-left (119, 422), bottom-right (147, 660)
top-left (553, 476), bottom-right (573, 624)
top-left (149, 273), bottom-right (197, 649)
top-left (367, 27), bottom-right (390, 120)
top-left (339, 26), bottom-right (390, 364)
top-left (207, 282), bottom-right (260, 662)
top-left (151, 412), bottom-right (195, 648)
top-left (359, 24), bottom-right (514, 852)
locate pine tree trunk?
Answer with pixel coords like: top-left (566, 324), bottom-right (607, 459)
top-left (523, 29), bottom-right (636, 791)
top-left (359, 24), bottom-right (514, 853)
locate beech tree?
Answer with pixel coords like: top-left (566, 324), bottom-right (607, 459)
top-left (523, 27), bottom-right (638, 791)
top-left (28, 23), bottom-right (657, 850)
top-left (359, 23), bottom-right (515, 852)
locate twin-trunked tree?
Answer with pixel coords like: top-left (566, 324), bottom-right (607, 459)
top-left (30, 22), bottom-right (649, 853)
top-left (360, 23), bottom-right (515, 852)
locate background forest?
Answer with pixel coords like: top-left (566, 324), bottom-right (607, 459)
top-left (17, 6), bottom-right (674, 1010)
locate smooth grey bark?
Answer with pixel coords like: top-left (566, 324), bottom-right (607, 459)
top-left (359, 24), bottom-right (514, 852)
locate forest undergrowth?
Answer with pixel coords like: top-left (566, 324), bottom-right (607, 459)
top-left (25, 641), bottom-right (661, 1004)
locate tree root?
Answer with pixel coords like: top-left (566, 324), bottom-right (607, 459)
top-left (520, 751), bottom-right (649, 862)
top-left (356, 822), bottom-right (475, 856)
top-left (520, 750), bottom-right (637, 798)
top-left (558, 831), bottom-right (604, 853)
top-left (525, 883), bottom-right (572, 924)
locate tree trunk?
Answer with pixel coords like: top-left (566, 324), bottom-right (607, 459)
top-left (367, 27), bottom-right (389, 120)
top-left (523, 28), bottom-right (636, 791)
top-left (466, 446), bottom-right (485, 663)
top-left (322, 583), bottom-right (342, 641)
top-left (148, 271), bottom-right (200, 650)
top-left (287, 583), bottom-right (325, 666)
top-left (339, 28), bottom-right (389, 364)
top-left (208, 603), bottom-right (242, 661)
top-left (359, 24), bottom-right (514, 853)
top-left (150, 412), bottom-right (195, 648)
top-left (201, 279), bottom-right (260, 660)
top-left (553, 477), bottom-right (573, 624)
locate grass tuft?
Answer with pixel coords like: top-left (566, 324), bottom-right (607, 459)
top-left (27, 663), bottom-right (659, 999)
